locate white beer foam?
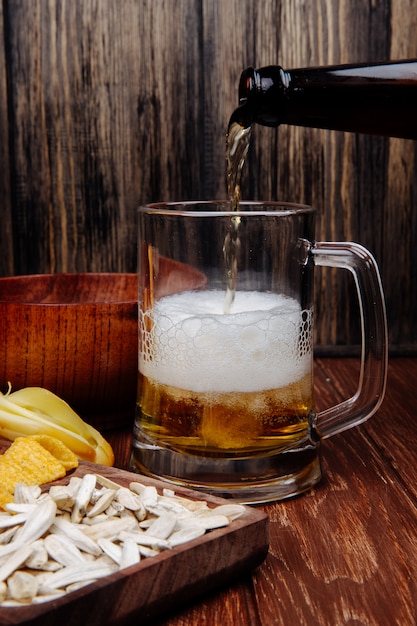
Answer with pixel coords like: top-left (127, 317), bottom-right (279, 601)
top-left (139, 290), bottom-right (312, 393)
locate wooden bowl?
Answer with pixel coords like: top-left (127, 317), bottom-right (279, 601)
top-left (0, 274), bottom-right (138, 430)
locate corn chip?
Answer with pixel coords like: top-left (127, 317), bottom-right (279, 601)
top-left (0, 483), bottom-right (12, 510)
top-left (29, 434), bottom-right (79, 471)
top-left (0, 435), bottom-right (80, 509)
top-left (3, 437), bottom-right (67, 484)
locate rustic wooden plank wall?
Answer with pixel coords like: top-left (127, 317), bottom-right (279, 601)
top-left (0, 0), bottom-right (416, 352)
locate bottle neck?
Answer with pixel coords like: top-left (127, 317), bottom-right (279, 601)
top-left (238, 60), bottom-right (417, 139)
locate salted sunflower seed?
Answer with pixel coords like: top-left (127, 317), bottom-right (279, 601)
top-left (71, 474), bottom-right (97, 523)
top-left (0, 544), bottom-right (33, 582)
top-left (168, 527), bottom-right (206, 547)
top-left (119, 538), bottom-right (140, 570)
top-left (118, 530), bottom-right (171, 551)
top-left (48, 485), bottom-right (75, 510)
top-left (13, 484), bottom-right (41, 505)
top-left (24, 540), bottom-right (49, 569)
top-left (0, 527), bottom-right (18, 545)
top-left (44, 534), bottom-right (87, 567)
top-left (175, 514), bottom-right (230, 531)
top-left (87, 489), bottom-right (116, 517)
top-left (136, 485), bottom-right (158, 509)
top-left (82, 516), bottom-right (137, 542)
top-left (201, 504), bottom-right (246, 521)
top-left (50, 517), bottom-right (102, 557)
top-left (41, 558), bottom-right (117, 591)
top-left (97, 538), bottom-right (122, 565)
top-left (12, 499), bottom-right (57, 545)
top-left (4, 503), bottom-right (38, 515)
top-left (7, 570), bottom-right (39, 601)
top-left (0, 513), bottom-right (29, 530)
top-left (115, 487), bottom-right (144, 512)
top-left (145, 512), bottom-right (177, 540)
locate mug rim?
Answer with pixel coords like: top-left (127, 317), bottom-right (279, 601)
top-left (139, 200), bottom-right (316, 217)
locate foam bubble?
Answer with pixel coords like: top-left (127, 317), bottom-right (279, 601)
top-left (139, 290), bottom-right (312, 393)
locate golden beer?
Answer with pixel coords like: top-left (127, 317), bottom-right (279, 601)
top-left (135, 289), bottom-right (313, 458)
top-left (137, 371), bottom-right (313, 457)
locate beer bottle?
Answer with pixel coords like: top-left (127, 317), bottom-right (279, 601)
top-left (237, 60), bottom-right (417, 139)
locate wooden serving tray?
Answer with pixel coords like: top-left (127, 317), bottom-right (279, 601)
top-left (0, 458), bottom-right (269, 626)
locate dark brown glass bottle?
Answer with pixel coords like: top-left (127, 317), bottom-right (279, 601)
top-left (237, 60), bottom-right (417, 139)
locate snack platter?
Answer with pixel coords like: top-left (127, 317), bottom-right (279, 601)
top-left (0, 447), bottom-right (269, 626)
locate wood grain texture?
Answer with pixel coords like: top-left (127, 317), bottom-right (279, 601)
top-left (0, 0), bottom-right (416, 350)
top-left (0, 273), bottom-right (138, 428)
top-left (0, 0), bottom-right (13, 277)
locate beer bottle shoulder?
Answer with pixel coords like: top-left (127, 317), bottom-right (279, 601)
top-left (238, 60), bottom-right (417, 138)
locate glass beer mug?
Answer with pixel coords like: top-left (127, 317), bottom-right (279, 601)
top-left (131, 201), bottom-right (387, 504)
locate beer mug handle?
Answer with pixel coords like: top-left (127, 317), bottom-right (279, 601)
top-left (311, 242), bottom-right (388, 440)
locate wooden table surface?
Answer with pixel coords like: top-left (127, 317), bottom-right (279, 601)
top-left (106, 356), bottom-right (417, 626)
